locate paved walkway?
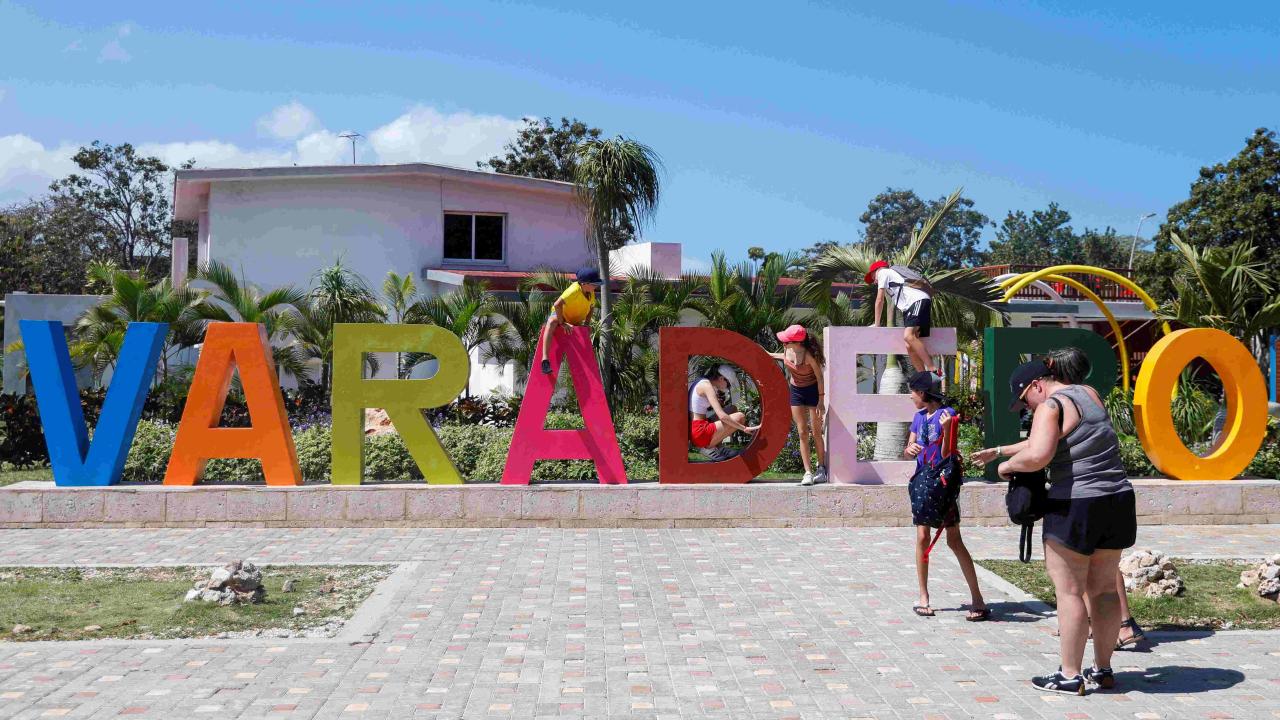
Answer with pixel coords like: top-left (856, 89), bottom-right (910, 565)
top-left (0, 526), bottom-right (1277, 719)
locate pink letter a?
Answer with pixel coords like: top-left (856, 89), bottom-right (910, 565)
top-left (502, 327), bottom-right (626, 484)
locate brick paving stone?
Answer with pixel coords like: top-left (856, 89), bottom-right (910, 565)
top-left (0, 525), bottom-right (1278, 718)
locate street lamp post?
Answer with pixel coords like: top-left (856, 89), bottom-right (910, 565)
top-left (1127, 212), bottom-right (1157, 270)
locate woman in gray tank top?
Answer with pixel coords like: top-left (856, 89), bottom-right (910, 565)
top-left (996, 359), bottom-right (1136, 696)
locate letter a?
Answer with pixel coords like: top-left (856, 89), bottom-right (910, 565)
top-left (331, 323), bottom-right (470, 484)
top-left (21, 320), bottom-right (166, 487)
top-left (164, 322), bottom-right (301, 485)
top-left (502, 326), bottom-right (625, 484)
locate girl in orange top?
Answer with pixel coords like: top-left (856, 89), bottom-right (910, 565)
top-left (769, 324), bottom-right (827, 485)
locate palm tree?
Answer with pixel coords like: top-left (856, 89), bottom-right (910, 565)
top-left (191, 260), bottom-right (311, 383)
top-left (573, 136), bottom-right (663, 400)
top-left (485, 273), bottom-right (560, 388)
top-left (71, 262), bottom-right (204, 383)
top-left (302, 259), bottom-right (386, 390)
top-left (404, 281), bottom-right (504, 396)
top-left (1156, 234), bottom-right (1280, 374)
top-left (800, 188), bottom-right (1008, 460)
top-left (688, 251), bottom-right (801, 347)
top-left (382, 271), bottom-right (419, 378)
top-left (601, 268), bottom-right (701, 411)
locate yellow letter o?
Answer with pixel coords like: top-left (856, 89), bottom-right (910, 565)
top-left (1134, 328), bottom-right (1267, 480)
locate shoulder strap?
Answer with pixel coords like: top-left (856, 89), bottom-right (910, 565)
top-left (1047, 391), bottom-right (1080, 433)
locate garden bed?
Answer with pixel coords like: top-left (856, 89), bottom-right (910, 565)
top-left (979, 558), bottom-right (1280, 631)
top-left (0, 564), bottom-right (391, 641)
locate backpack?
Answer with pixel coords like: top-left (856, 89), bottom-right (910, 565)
top-left (1005, 469), bottom-right (1049, 562)
top-left (909, 409), bottom-right (964, 559)
top-left (890, 264), bottom-right (934, 294)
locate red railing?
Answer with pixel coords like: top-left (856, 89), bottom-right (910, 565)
top-left (975, 264), bottom-right (1142, 302)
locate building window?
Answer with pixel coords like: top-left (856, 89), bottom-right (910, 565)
top-left (443, 212), bottom-right (504, 263)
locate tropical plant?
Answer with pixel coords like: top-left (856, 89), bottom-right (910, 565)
top-left (687, 251), bottom-right (801, 347)
top-left (800, 188), bottom-right (1009, 458)
top-left (70, 262), bottom-right (204, 383)
top-left (404, 281), bottom-right (504, 395)
top-left (1155, 234), bottom-right (1280, 372)
top-left (191, 260), bottom-right (310, 383)
top-left (381, 271), bottom-right (419, 378)
top-left (601, 269), bottom-right (701, 411)
top-left (484, 273), bottom-right (561, 387)
top-left (299, 259), bottom-right (386, 390)
top-left (573, 136), bottom-right (663, 401)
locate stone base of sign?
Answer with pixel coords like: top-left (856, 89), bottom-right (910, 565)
top-left (2, 478), bottom-right (1278, 528)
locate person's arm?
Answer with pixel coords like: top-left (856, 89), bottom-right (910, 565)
top-left (872, 288), bottom-right (885, 327)
top-left (903, 430), bottom-right (922, 458)
top-left (970, 439), bottom-right (1029, 465)
top-left (998, 401), bottom-right (1060, 478)
top-left (551, 296), bottom-right (567, 324)
top-left (703, 384), bottom-right (759, 433)
top-left (767, 352), bottom-right (785, 360)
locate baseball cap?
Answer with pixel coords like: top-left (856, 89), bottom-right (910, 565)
top-left (864, 260), bottom-right (890, 285)
top-left (775, 324), bottom-right (807, 343)
top-left (575, 267), bottom-right (602, 285)
top-left (908, 371), bottom-right (944, 403)
top-left (1008, 359), bottom-right (1051, 412)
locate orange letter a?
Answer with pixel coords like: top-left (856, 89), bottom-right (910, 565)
top-left (164, 322), bottom-right (302, 485)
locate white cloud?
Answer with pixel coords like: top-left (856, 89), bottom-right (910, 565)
top-left (257, 101), bottom-right (320, 140)
top-left (136, 140), bottom-right (293, 170)
top-left (0, 135), bottom-right (79, 205)
top-left (63, 40), bottom-right (83, 53)
top-left (294, 130), bottom-right (351, 165)
top-left (368, 106), bottom-right (524, 167)
top-left (98, 39), bottom-right (130, 63)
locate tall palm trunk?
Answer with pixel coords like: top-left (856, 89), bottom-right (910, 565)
top-left (596, 247), bottom-right (612, 399)
top-left (873, 355), bottom-right (910, 461)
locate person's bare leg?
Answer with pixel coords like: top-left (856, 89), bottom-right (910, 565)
top-left (1086, 549), bottom-right (1125, 670)
top-left (903, 327), bottom-right (935, 373)
top-left (915, 525), bottom-right (932, 613)
top-left (791, 405), bottom-right (812, 473)
top-left (808, 406), bottom-right (826, 467)
top-left (539, 318), bottom-right (560, 365)
top-left (945, 526), bottom-right (987, 612)
top-left (708, 412), bottom-right (749, 448)
top-left (1115, 569), bottom-right (1139, 642)
top-left (1044, 539), bottom-right (1091, 677)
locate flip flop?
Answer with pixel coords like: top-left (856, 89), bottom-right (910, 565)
top-left (965, 608), bottom-right (991, 622)
top-left (912, 605), bottom-right (935, 617)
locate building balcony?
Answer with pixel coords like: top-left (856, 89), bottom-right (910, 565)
top-left (974, 264), bottom-right (1143, 303)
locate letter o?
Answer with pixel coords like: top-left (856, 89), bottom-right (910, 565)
top-left (1134, 328), bottom-right (1267, 480)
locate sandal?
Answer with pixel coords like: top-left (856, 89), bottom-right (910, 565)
top-left (912, 605), bottom-right (935, 617)
top-left (966, 607), bottom-right (991, 622)
top-left (1115, 617), bottom-right (1146, 650)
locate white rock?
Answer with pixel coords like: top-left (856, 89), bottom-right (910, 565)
top-left (11, 624), bottom-right (31, 634)
top-left (292, 606), bottom-right (306, 617)
top-left (1262, 564), bottom-right (1280, 581)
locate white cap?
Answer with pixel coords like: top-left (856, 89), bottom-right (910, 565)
top-left (717, 364), bottom-right (743, 406)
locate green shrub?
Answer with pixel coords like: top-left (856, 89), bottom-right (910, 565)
top-left (364, 433), bottom-right (421, 480)
top-left (294, 425), bottom-right (331, 482)
top-left (1118, 434), bottom-right (1157, 477)
top-left (122, 420), bottom-right (176, 481)
top-left (1245, 440), bottom-right (1280, 480)
top-left (436, 424), bottom-right (500, 479)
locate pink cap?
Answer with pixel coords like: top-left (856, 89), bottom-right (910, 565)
top-left (775, 324), bottom-right (807, 343)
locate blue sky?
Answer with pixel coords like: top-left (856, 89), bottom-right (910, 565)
top-left (1, 0), bottom-right (1277, 270)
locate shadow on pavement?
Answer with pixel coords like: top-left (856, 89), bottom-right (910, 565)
top-left (1113, 665), bottom-right (1245, 694)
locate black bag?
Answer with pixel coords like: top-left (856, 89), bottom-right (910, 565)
top-left (1005, 469), bottom-right (1049, 562)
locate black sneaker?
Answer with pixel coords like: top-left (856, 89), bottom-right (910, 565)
top-left (1083, 666), bottom-right (1115, 690)
top-left (1032, 670), bottom-right (1086, 696)
top-left (540, 359), bottom-right (552, 375)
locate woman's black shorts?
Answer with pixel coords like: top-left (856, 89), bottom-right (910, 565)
top-left (789, 383), bottom-right (819, 407)
top-left (1043, 490), bottom-right (1136, 555)
top-left (904, 298), bottom-right (932, 338)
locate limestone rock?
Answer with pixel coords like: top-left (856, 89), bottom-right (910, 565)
top-left (292, 606), bottom-right (306, 617)
top-left (1121, 549), bottom-right (1184, 598)
top-left (185, 559), bottom-right (266, 605)
top-left (364, 408), bottom-right (395, 436)
top-left (282, 578), bottom-right (297, 593)
top-left (11, 624), bottom-right (31, 635)
top-left (83, 625), bottom-right (102, 632)
top-left (1243, 555), bottom-right (1280, 601)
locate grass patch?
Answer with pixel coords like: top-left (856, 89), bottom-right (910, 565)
top-left (979, 558), bottom-right (1280, 631)
top-left (0, 564), bottom-right (391, 641)
top-left (0, 467), bottom-right (52, 486)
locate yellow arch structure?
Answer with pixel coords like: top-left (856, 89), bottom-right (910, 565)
top-left (999, 265), bottom-right (1172, 391)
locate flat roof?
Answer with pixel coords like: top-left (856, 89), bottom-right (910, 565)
top-left (173, 161), bottom-right (576, 220)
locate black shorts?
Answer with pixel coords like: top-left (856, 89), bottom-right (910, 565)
top-left (789, 383), bottom-right (819, 407)
top-left (1043, 490), bottom-right (1136, 555)
top-left (904, 298), bottom-right (932, 338)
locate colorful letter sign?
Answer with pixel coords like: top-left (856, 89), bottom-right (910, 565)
top-left (981, 326), bottom-right (1118, 480)
top-left (825, 326), bottom-right (957, 484)
top-left (165, 323), bottom-right (302, 486)
top-left (657, 327), bottom-right (790, 483)
top-left (502, 326), bottom-right (625, 484)
top-left (1135, 328), bottom-right (1267, 480)
top-left (331, 323), bottom-right (469, 484)
top-left (21, 320), bottom-right (166, 487)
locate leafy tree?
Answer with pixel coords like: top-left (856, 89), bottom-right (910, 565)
top-left (0, 197), bottom-right (100, 296)
top-left (48, 142), bottom-right (180, 279)
top-left (859, 189), bottom-right (990, 268)
top-left (300, 260), bottom-right (386, 390)
top-left (1148, 127), bottom-right (1280, 302)
top-left (573, 136), bottom-right (663, 402)
top-left (1077, 228), bottom-right (1132, 268)
top-left (987, 203), bottom-right (1075, 266)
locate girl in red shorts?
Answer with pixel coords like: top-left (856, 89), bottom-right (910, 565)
top-left (689, 365), bottom-right (759, 461)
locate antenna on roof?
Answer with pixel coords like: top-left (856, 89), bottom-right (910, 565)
top-left (338, 132), bottom-right (363, 165)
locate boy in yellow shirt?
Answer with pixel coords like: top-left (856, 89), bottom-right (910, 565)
top-left (541, 267), bottom-right (601, 374)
